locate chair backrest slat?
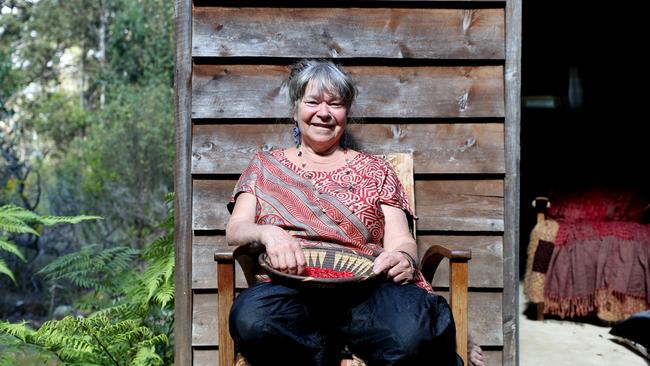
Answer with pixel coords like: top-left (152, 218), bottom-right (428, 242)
top-left (379, 153), bottom-right (416, 239)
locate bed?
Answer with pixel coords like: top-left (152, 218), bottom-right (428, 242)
top-left (524, 186), bottom-right (650, 322)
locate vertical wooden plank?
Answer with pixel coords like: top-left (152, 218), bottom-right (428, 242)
top-left (174, 0), bottom-right (192, 365)
top-left (504, 0), bottom-right (522, 364)
top-left (450, 261), bottom-right (469, 366)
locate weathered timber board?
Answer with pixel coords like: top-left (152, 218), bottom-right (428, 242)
top-left (193, 8), bottom-right (504, 59)
top-left (192, 65), bottom-right (505, 119)
top-left (415, 179), bottom-right (504, 231)
top-left (192, 290), bottom-right (503, 347)
top-left (192, 234), bottom-right (503, 289)
top-left (191, 123), bottom-right (505, 175)
top-left (420, 235), bottom-right (503, 288)
top-left (192, 179), bottom-right (504, 232)
top-left (191, 349), bottom-right (503, 366)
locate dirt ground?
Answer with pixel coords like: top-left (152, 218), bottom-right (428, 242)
top-left (518, 283), bottom-right (649, 366)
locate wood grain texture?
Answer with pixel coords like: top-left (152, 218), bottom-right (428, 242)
top-left (217, 263), bottom-right (235, 365)
top-left (193, 292), bottom-right (219, 347)
top-left (192, 179), bottom-right (504, 232)
top-left (191, 123), bottom-right (505, 175)
top-left (192, 65), bottom-right (504, 119)
top-left (192, 235), bottom-right (248, 289)
top-left (419, 235), bottom-right (503, 288)
top-left (450, 261), bottom-right (469, 366)
top-left (193, 349), bottom-right (219, 366)
top-left (192, 290), bottom-right (502, 347)
top-left (193, 8), bottom-right (504, 59)
top-left (414, 179), bottom-right (504, 231)
top-left (503, 0), bottom-right (522, 364)
top-left (173, 0), bottom-right (193, 364)
top-left (192, 348), bottom-right (503, 366)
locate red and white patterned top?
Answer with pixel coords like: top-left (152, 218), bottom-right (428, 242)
top-left (228, 150), bottom-right (432, 292)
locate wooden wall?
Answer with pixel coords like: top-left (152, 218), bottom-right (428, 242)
top-left (174, 1), bottom-right (521, 365)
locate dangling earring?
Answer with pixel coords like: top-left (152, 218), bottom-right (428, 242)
top-left (292, 124), bottom-right (301, 147)
top-left (340, 130), bottom-right (349, 148)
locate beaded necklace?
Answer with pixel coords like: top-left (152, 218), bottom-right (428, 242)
top-left (296, 145), bottom-right (355, 192)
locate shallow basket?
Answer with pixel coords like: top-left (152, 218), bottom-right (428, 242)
top-left (258, 246), bottom-right (379, 289)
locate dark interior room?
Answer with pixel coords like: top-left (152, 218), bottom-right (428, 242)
top-left (519, 2), bottom-right (649, 277)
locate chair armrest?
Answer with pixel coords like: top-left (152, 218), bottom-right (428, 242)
top-left (419, 244), bottom-right (471, 366)
top-left (214, 242), bottom-right (265, 262)
top-left (214, 242), bottom-right (264, 366)
top-left (420, 244), bottom-right (471, 281)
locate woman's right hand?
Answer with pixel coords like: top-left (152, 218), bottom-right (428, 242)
top-left (260, 225), bottom-right (306, 275)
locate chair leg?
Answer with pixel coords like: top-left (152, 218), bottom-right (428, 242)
top-left (449, 260), bottom-right (469, 366)
top-left (217, 260), bottom-right (236, 366)
top-left (535, 302), bottom-right (544, 320)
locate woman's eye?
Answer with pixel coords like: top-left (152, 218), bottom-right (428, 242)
top-left (305, 101), bottom-right (318, 106)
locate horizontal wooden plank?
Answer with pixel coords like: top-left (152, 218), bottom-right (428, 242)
top-left (192, 347), bottom-right (503, 366)
top-left (192, 65), bottom-right (505, 119)
top-left (192, 290), bottom-right (502, 347)
top-left (192, 180), bottom-right (234, 231)
top-left (193, 292), bottom-right (219, 347)
top-left (193, 349), bottom-right (218, 366)
top-left (415, 179), bottom-right (504, 231)
top-left (420, 235), bottom-right (503, 288)
top-left (192, 234), bottom-right (503, 289)
top-left (193, 235), bottom-right (249, 289)
top-left (193, 8), bottom-right (504, 59)
top-left (193, 179), bottom-right (504, 231)
top-left (192, 123), bottom-right (505, 175)
top-left (484, 349), bottom-right (503, 366)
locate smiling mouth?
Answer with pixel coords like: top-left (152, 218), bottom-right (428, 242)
top-left (310, 123), bottom-right (334, 128)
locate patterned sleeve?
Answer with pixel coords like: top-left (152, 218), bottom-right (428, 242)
top-left (378, 162), bottom-right (417, 220)
top-left (226, 152), bottom-right (261, 214)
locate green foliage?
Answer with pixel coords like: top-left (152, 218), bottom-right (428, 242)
top-left (0, 194), bottom-right (175, 365)
top-left (0, 315), bottom-right (167, 365)
top-left (38, 245), bottom-right (140, 293)
top-left (0, 205), bottom-right (99, 283)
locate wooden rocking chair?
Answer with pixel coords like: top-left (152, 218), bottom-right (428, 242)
top-left (215, 153), bottom-right (471, 365)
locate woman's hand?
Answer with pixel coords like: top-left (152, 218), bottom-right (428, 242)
top-left (227, 192), bottom-right (305, 275)
top-left (260, 225), bottom-right (306, 275)
top-left (372, 251), bottom-right (415, 283)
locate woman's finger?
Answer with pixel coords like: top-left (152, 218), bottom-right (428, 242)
top-left (386, 258), bottom-right (411, 278)
top-left (295, 248), bottom-right (306, 274)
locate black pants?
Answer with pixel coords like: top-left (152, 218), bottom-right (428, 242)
top-left (230, 281), bottom-right (462, 366)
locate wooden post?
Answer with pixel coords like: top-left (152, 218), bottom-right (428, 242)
top-left (450, 260), bottom-right (469, 366)
top-left (216, 258), bottom-right (236, 366)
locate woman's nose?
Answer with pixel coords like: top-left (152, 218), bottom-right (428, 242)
top-left (316, 103), bottom-right (330, 119)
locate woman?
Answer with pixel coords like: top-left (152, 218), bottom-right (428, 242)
top-left (226, 59), bottom-right (483, 366)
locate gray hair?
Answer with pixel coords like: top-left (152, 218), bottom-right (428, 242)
top-left (286, 59), bottom-right (357, 115)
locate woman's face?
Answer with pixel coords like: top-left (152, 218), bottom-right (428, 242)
top-left (294, 80), bottom-right (348, 151)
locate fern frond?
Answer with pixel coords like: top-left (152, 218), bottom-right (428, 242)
top-left (0, 205), bottom-right (42, 223)
top-left (152, 281), bottom-right (174, 309)
top-left (0, 259), bottom-right (16, 284)
top-left (132, 345), bottom-right (164, 366)
top-left (0, 217), bottom-right (39, 236)
top-left (38, 245), bottom-right (140, 292)
top-left (0, 321), bottom-right (34, 342)
top-left (136, 333), bottom-right (168, 349)
top-left (39, 215), bottom-right (101, 226)
top-left (0, 238), bottom-right (26, 262)
top-left (91, 303), bottom-right (146, 320)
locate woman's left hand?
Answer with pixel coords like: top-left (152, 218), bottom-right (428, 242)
top-left (372, 251), bottom-right (415, 283)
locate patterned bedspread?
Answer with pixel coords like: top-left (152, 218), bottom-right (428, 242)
top-left (524, 219), bottom-right (650, 322)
